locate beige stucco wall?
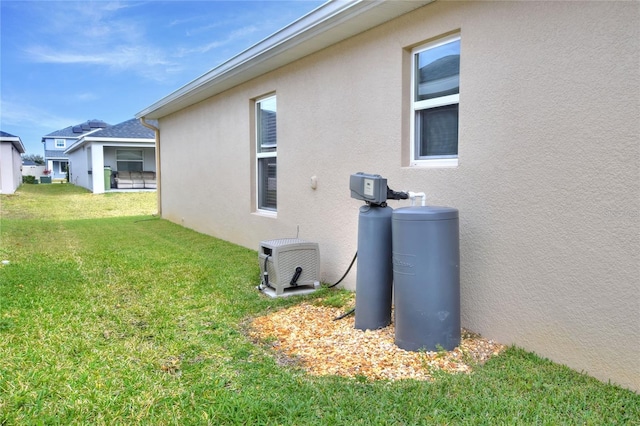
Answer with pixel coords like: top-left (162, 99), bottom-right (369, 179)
top-left (156, 1), bottom-right (639, 391)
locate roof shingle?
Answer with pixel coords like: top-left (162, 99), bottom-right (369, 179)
top-left (87, 118), bottom-right (155, 139)
top-left (1, 131), bottom-right (18, 138)
top-left (45, 119), bottom-right (109, 138)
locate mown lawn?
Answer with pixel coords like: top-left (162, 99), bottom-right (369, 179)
top-left (1, 184), bottom-right (638, 425)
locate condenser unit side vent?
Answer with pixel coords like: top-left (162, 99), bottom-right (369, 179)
top-left (259, 238), bottom-right (320, 297)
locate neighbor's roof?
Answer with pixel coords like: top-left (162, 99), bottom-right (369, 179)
top-left (84, 118), bottom-right (156, 139)
top-left (136, 0), bottom-right (432, 120)
top-left (64, 118), bottom-right (156, 154)
top-left (43, 120), bottom-right (109, 139)
top-left (0, 130), bottom-right (26, 153)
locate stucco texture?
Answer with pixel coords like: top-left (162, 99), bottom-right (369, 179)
top-left (156, 1), bottom-right (639, 390)
top-left (0, 142), bottom-right (24, 194)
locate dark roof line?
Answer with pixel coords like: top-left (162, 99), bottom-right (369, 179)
top-left (45, 119), bottom-right (110, 138)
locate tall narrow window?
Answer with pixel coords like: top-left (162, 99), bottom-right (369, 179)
top-left (256, 95), bottom-right (277, 212)
top-left (411, 34), bottom-right (460, 167)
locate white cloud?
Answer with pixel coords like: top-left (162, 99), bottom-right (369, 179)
top-left (21, 1), bottom-right (177, 81)
top-left (169, 15), bottom-right (202, 28)
top-left (26, 45), bottom-right (170, 68)
top-left (0, 99), bottom-right (80, 131)
top-left (176, 25), bottom-right (261, 57)
top-left (12, 1), bottom-right (324, 86)
top-left (24, 41), bottom-right (180, 82)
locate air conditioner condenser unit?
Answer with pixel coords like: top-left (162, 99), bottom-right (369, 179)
top-left (258, 238), bottom-right (320, 297)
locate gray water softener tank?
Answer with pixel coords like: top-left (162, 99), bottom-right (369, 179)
top-left (392, 206), bottom-right (460, 351)
top-left (355, 204), bottom-right (393, 330)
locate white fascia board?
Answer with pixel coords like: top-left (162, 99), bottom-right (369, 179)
top-left (44, 136), bottom-right (81, 142)
top-left (1, 136), bottom-right (20, 143)
top-left (15, 139), bottom-right (26, 153)
top-left (65, 138), bottom-right (155, 154)
top-left (61, 127), bottom-right (104, 149)
top-left (136, 0), bottom-right (432, 120)
top-left (64, 141), bottom-right (80, 154)
top-left (64, 136), bottom-right (88, 154)
top-left (84, 138), bottom-right (155, 143)
top-left (1, 136), bottom-right (26, 153)
top-left (81, 128), bottom-right (108, 138)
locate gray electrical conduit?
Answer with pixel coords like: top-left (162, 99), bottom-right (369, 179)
top-left (328, 252), bottom-right (357, 321)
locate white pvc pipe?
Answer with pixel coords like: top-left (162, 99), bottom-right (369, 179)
top-left (408, 191), bottom-right (426, 206)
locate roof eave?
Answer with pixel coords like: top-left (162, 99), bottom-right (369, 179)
top-left (83, 137), bottom-right (155, 143)
top-left (136, 0), bottom-right (432, 120)
top-left (65, 137), bottom-right (155, 154)
top-left (1, 136), bottom-right (26, 153)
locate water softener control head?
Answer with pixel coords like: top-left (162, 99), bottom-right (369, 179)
top-left (350, 172), bottom-right (388, 204)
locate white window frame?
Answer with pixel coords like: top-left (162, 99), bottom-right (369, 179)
top-left (255, 94), bottom-right (277, 214)
top-left (55, 139), bottom-right (66, 149)
top-left (410, 33), bottom-right (460, 168)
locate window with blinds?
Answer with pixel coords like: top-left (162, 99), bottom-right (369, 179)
top-left (256, 95), bottom-right (277, 211)
top-left (411, 34), bottom-right (460, 167)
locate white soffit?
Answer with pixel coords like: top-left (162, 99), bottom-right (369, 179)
top-left (137, 0), bottom-right (433, 119)
top-left (3, 137), bottom-right (26, 153)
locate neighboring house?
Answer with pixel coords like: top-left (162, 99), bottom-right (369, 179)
top-left (65, 118), bottom-right (156, 193)
top-left (42, 120), bottom-right (109, 181)
top-left (136, 1), bottom-right (639, 390)
top-left (0, 131), bottom-right (26, 194)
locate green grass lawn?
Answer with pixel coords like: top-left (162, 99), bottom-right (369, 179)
top-left (1, 184), bottom-right (638, 424)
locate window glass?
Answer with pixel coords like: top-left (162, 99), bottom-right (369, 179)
top-left (415, 40), bottom-right (460, 101)
top-left (257, 97), bottom-right (277, 153)
top-left (412, 35), bottom-right (460, 164)
top-left (55, 139), bottom-right (66, 148)
top-left (258, 156), bottom-right (277, 210)
top-left (116, 150), bottom-right (144, 171)
top-left (417, 104), bottom-right (459, 157)
top-left (117, 161), bottom-right (143, 172)
top-left (117, 150), bottom-right (144, 161)
top-left (256, 95), bottom-right (277, 212)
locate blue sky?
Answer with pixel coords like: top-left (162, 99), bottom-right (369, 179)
top-left (1, 0), bottom-right (324, 155)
